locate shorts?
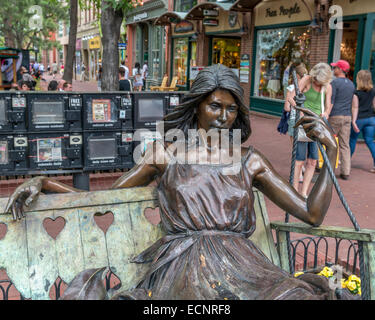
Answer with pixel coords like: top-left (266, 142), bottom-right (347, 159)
top-left (296, 141), bottom-right (318, 161)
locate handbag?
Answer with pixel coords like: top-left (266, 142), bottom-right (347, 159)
top-left (277, 110), bottom-right (290, 135)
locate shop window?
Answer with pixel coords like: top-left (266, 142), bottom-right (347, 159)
top-left (173, 38), bottom-right (189, 86)
top-left (174, 0), bottom-right (197, 12)
top-left (340, 21), bottom-right (359, 81)
top-left (151, 26), bottom-right (162, 80)
top-left (254, 26), bottom-right (311, 100)
top-left (212, 38), bottom-right (241, 77)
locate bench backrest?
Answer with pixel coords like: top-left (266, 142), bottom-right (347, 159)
top-left (0, 187), bottom-right (279, 300)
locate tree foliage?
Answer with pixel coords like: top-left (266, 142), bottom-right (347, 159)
top-left (0, 0), bottom-right (68, 50)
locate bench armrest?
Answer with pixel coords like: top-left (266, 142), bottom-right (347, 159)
top-left (270, 221), bottom-right (375, 242)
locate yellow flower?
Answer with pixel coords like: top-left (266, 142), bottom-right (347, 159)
top-left (358, 288), bottom-right (361, 296)
top-left (348, 275), bottom-right (361, 284)
top-left (294, 272), bottom-right (304, 277)
top-left (341, 279), bottom-right (347, 288)
top-left (317, 267), bottom-right (333, 278)
top-left (346, 281), bottom-right (357, 292)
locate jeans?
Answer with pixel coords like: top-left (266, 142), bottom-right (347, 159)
top-left (350, 116), bottom-right (375, 167)
top-left (296, 141), bottom-right (319, 161)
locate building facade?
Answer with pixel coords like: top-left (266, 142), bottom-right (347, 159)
top-left (124, 0), bottom-right (375, 115)
top-left (125, 0), bottom-right (169, 88)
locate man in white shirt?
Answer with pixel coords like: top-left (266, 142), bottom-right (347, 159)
top-left (142, 61), bottom-right (148, 90)
top-left (120, 60), bottom-right (129, 79)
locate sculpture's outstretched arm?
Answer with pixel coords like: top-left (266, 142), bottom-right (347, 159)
top-left (5, 141), bottom-right (168, 220)
top-left (250, 106), bottom-right (337, 227)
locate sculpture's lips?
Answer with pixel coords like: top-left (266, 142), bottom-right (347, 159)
top-left (210, 125), bottom-right (230, 129)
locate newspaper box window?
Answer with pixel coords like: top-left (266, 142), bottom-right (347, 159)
top-left (83, 131), bottom-right (133, 171)
top-left (27, 93), bottom-right (82, 132)
top-left (83, 93), bottom-right (133, 131)
top-left (37, 138), bottom-right (62, 163)
top-left (133, 92), bottom-right (167, 130)
top-left (29, 133), bottom-right (83, 170)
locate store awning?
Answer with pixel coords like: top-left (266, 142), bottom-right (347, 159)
top-left (185, 2), bottom-right (233, 20)
top-left (154, 12), bottom-right (187, 26)
top-left (229, 0), bottom-right (263, 12)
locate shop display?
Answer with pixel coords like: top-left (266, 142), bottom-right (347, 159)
top-left (212, 38), bottom-right (241, 76)
top-left (173, 38), bottom-right (188, 86)
top-left (254, 26), bottom-right (311, 101)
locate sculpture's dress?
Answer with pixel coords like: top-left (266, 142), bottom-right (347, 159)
top-left (118, 147), bottom-right (335, 300)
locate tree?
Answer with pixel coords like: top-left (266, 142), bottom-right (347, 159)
top-left (63, 0), bottom-right (78, 82)
top-left (97, 0), bottom-right (140, 91)
top-left (0, 0), bottom-right (68, 50)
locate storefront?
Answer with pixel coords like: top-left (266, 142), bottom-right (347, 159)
top-left (75, 39), bottom-right (82, 77)
top-left (125, 0), bottom-right (168, 88)
top-left (165, 1), bottom-right (253, 91)
top-left (88, 35), bottom-right (101, 81)
top-left (329, 0), bottom-right (375, 82)
top-left (171, 20), bottom-right (198, 90)
top-left (250, 0), bottom-right (316, 116)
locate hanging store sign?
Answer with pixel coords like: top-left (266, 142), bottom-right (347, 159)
top-left (228, 12), bottom-right (238, 27)
top-left (265, 3), bottom-right (301, 18)
top-left (89, 36), bottom-right (101, 49)
top-left (174, 20), bottom-right (194, 33)
top-left (203, 18), bottom-right (219, 26)
top-left (134, 12), bottom-right (148, 21)
top-left (118, 42), bottom-right (127, 49)
top-left (239, 54), bottom-right (250, 83)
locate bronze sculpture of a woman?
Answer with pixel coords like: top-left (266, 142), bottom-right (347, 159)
top-left (6, 64), bottom-right (343, 299)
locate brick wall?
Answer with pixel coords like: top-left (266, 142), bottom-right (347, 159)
top-left (309, 31), bottom-right (330, 68)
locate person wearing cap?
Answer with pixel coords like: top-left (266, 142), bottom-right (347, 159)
top-left (323, 60), bottom-right (355, 180)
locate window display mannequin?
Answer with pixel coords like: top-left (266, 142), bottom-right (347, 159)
top-left (267, 60), bottom-right (281, 99)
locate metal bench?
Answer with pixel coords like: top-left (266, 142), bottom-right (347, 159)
top-left (0, 187), bottom-right (374, 299)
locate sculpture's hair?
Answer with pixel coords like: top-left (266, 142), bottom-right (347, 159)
top-left (163, 64), bottom-right (251, 143)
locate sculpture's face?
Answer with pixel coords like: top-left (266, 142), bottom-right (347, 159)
top-left (197, 89), bottom-right (239, 132)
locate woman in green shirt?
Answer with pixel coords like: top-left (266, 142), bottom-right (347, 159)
top-left (286, 62), bottom-right (333, 198)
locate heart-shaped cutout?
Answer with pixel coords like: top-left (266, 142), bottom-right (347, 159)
top-left (144, 207), bottom-right (161, 225)
top-left (0, 223), bottom-right (7, 240)
top-left (94, 211), bottom-right (114, 235)
top-left (43, 217), bottom-right (66, 240)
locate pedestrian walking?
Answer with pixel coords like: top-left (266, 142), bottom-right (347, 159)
top-left (286, 62), bottom-right (333, 198)
top-left (283, 62), bottom-right (308, 184)
top-left (142, 61), bottom-right (148, 90)
top-left (132, 62), bottom-right (143, 92)
top-left (60, 64), bottom-right (64, 76)
top-left (120, 60), bottom-right (129, 79)
top-left (350, 70), bottom-right (375, 173)
top-left (324, 60), bottom-right (355, 180)
top-left (80, 63), bottom-right (86, 82)
top-left (97, 65), bottom-right (102, 91)
top-left (119, 67), bottom-right (132, 91)
top-left (52, 61), bottom-right (58, 79)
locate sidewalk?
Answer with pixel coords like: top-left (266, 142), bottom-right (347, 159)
top-left (247, 112), bottom-right (375, 231)
top-left (40, 73), bottom-right (99, 92)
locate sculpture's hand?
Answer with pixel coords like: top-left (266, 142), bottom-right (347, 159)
top-left (293, 106), bottom-right (336, 149)
top-left (4, 176), bottom-right (44, 221)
